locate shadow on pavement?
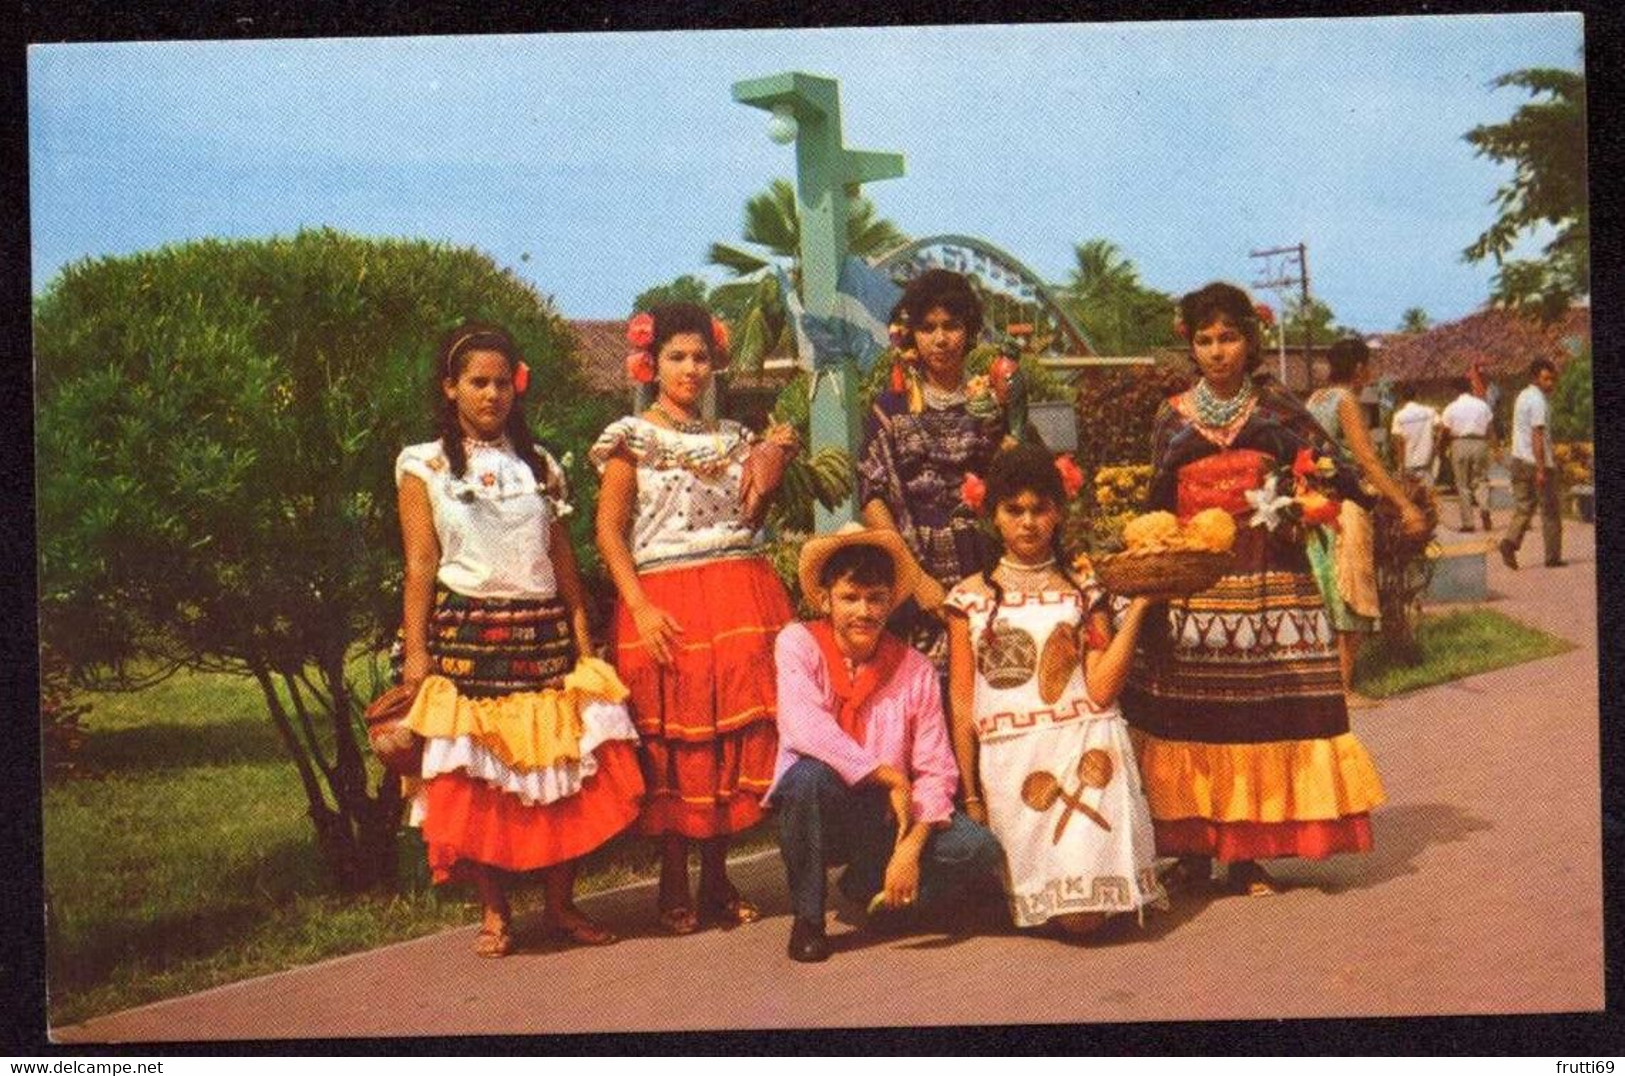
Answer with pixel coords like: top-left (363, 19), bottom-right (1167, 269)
top-left (1285, 801), bottom-right (1492, 895)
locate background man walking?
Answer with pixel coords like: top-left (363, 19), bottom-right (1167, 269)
top-left (1440, 375), bottom-right (1496, 532)
top-left (1499, 359), bottom-right (1564, 569)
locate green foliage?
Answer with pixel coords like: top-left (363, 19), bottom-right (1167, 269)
top-left (1056, 239), bottom-right (1179, 355)
top-left (1281, 296), bottom-right (1343, 345)
top-left (1398, 307), bottom-right (1432, 333)
top-left (1354, 608), bottom-right (1572, 698)
top-left (707, 179), bottom-right (906, 372)
top-left (34, 229), bottom-right (611, 889)
top-left (1462, 67), bottom-right (1588, 320)
top-left (633, 274), bottom-right (711, 312)
top-left (1549, 346), bottom-right (1592, 441)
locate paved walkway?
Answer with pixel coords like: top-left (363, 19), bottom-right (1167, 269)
top-left (55, 522), bottom-right (1602, 1041)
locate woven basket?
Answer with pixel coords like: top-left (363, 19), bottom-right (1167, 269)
top-left (1093, 549), bottom-right (1234, 597)
top-left (364, 682), bottom-right (424, 778)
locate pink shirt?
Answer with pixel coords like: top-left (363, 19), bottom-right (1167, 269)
top-left (764, 622), bottom-right (960, 824)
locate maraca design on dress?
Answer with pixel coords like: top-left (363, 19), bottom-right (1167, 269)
top-left (1020, 749), bottom-right (1114, 843)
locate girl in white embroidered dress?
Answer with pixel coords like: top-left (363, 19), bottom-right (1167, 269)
top-left (945, 444), bottom-right (1164, 935)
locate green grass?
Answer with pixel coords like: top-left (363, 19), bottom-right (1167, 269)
top-left (1354, 608), bottom-right (1574, 698)
top-left (42, 666), bottom-right (773, 1028)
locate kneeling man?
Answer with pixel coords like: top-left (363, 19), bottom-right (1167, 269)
top-left (766, 524), bottom-right (1002, 963)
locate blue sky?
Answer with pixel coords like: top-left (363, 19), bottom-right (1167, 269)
top-left (28, 14), bottom-right (1584, 333)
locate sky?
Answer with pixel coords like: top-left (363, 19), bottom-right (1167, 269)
top-left (28, 14), bottom-right (1585, 334)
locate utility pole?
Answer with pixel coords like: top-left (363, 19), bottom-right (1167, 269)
top-left (1249, 242), bottom-right (1310, 388)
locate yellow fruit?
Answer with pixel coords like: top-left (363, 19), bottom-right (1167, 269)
top-left (1183, 507), bottom-right (1237, 553)
top-left (1122, 510), bottom-right (1180, 550)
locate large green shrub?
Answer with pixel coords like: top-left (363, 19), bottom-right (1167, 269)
top-left (35, 229), bottom-right (612, 890)
top-left (1549, 345), bottom-right (1593, 442)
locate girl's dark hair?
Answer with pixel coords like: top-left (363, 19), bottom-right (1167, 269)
top-left (977, 443), bottom-right (1087, 647)
top-left (1326, 336), bottom-right (1370, 384)
top-left (894, 268), bottom-right (984, 344)
top-left (434, 321), bottom-right (553, 484)
top-left (647, 301), bottom-right (728, 369)
top-left (1178, 281), bottom-right (1264, 372)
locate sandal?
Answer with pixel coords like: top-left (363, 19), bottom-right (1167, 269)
top-left (698, 884), bottom-right (760, 927)
top-left (472, 923), bottom-right (513, 958)
top-left (1226, 861), bottom-right (1282, 897)
top-left (544, 908), bottom-right (619, 947)
top-left (657, 903), bottom-right (700, 935)
top-left (1159, 856), bottom-right (1211, 893)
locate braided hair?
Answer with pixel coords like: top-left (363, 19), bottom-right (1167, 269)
top-left (977, 443), bottom-right (1088, 648)
top-left (433, 321), bottom-right (555, 486)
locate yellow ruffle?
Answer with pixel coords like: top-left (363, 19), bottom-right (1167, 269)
top-left (1129, 728), bottom-right (1386, 823)
top-left (403, 657), bottom-right (630, 771)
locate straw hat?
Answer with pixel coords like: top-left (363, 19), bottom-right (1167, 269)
top-left (797, 523), bottom-right (925, 610)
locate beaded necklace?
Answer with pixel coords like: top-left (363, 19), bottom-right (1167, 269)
top-left (1192, 378), bottom-right (1255, 427)
top-left (921, 381), bottom-right (968, 411)
top-left (652, 402), bottom-right (711, 435)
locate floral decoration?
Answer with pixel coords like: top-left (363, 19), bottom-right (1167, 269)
top-left (626, 312), bottom-right (655, 349)
top-left (1053, 454), bottom-right (1085, 499)
top-left (960, 472), bottom-right (987, 514)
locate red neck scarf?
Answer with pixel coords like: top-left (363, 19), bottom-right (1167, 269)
top-left (807, 619), bottom-right (908, 744)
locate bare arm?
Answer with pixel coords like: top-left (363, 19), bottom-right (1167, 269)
top-left (945, 612), bottom-right (984, 822)
top-left (594, 452), bottom-right (681, 664)
top-left (397, 475), bottom-right (440, 689)
top-left (1083, 598), bottom-right (1154, 708)
top-left (1339, 393), bottom-right (1426, 533)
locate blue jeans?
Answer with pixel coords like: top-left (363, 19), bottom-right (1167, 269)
top-left (774, 757), bottom-right (1002, 926)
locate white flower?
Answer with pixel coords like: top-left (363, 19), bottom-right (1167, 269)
top-left (1245, 473), bottom-right (1294, 531)
top-left (559, 451), bottom-right (575, 470)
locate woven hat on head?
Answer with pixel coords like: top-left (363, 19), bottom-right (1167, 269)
top-left (797, 522), bottom-right (925, 612)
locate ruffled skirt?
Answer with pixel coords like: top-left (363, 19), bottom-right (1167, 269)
top-left (612, 556), bottom-right (790, 838)
top-left (403, 591), bottom-right (643, 883)
top-left (1122, 532), bottom-right (1385, 861)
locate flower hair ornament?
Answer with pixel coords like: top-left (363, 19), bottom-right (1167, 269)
top-left (1053, 454), bottom-right (1085, 499)
top-left (1254, 302), bottom-right (1276, 328)
top-left (624, 311), bottom-right (731, 385)
top-left (446, 330), bottom-right (530, 394)
top-left (960, 472), bottom-right (987, 514)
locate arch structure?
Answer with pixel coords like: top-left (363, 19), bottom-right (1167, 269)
top-left (869, 233), bottom-right (1097, 357)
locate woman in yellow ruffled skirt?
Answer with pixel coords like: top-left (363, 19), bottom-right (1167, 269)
top-left (1122, 284), bottom-right (1385, 895)
top-left (396, 322), bottom-right (644, 956)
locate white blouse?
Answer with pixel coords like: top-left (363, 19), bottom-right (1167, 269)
top-left (588, 415), bottom-right (760, 572)
top-left (395, 439), bottom-right (571, 600)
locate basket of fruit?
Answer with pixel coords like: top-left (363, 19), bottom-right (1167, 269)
top-left (1092, 508), bottom-right (1237, 597)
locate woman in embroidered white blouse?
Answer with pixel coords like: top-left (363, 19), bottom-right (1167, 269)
top-left (396, 322), bottom-right (644, 957)
top-left (593, 302), bottom-right (798, 936)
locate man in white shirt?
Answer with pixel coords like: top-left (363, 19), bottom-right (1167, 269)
top-left (1389, 386), bottom-right (1441, 483)
top-left (1498, 359), bottom-right (1564, 569)
top-left (1439, 376), bottom-right (1496, 531)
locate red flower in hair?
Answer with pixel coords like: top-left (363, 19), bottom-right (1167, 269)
top-left (512, 361), bottom-right (531, 395)
top-left (627, 312), bottom-right (655, 349)
top-left (961, 472), bottom-right (987, 514)
top-left (711, 317), bottom-right (730, 353)
top-left (1054, 454), bottom-right (1085, 499)
top-left (1292, 448), bottom-right (1318, 478)
top-left (625, 350), bottom-right (656, 384)
top-left (1254, 302), bottom-right (1276, 327)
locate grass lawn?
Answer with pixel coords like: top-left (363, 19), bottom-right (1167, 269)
top-left (43, 667), bottom-right (773, 1027)
top-left (1354, 607), bottom-right (1574, 698)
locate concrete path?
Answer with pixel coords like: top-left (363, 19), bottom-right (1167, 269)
top-left (55, 522), bottom-right (1603, 1041)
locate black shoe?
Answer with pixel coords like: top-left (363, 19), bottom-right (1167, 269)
top-left (1498, 540), bottom-right (1519, 570)
top-left (787, 918), bottom-right (830, 963)
top-left (1545, 559), bottom-right (1569, 568)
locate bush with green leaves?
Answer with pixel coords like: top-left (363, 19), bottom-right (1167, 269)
top-left (1549, 346), bottom-right (1592, 442)
top-left (35, 229), bottom-right (613, 890)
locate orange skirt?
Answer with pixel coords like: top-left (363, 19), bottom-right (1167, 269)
top-left (613, 556), bottom-right (791, 838)
top-left (1153, 815), bottom-right (1374, 862)
top-left (421, 741), bottom-right (644, 883)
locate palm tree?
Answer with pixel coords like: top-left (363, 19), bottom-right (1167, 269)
top-left (1398, 307), bottom-right (1432, 334)
top-left (1059, 239), bottom-right (1154, 355)
top-left (708, 179), bottom-right (906, 370)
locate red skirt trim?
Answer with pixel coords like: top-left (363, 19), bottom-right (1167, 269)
top-left (613, 556), bottom-right (790, 837)
top-left (421, 740), bottom-right (644, 883)
top-left (1153, 813), bottom-right (1374, 862)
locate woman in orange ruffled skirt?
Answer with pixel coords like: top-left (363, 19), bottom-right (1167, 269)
top-left (396, 322), bottom-right (643, 957)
